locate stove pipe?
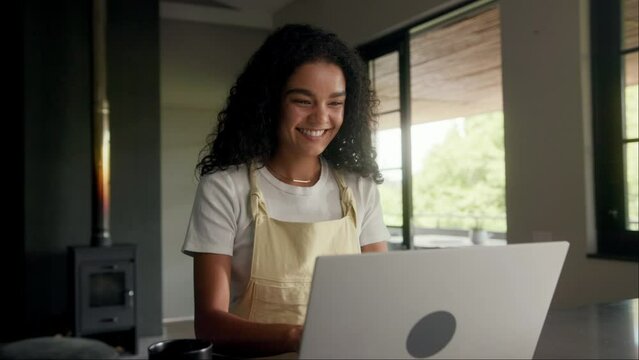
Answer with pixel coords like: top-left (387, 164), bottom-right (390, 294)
top-left (91, 0), bottom-right (111, 247)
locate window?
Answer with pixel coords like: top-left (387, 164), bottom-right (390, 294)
top-left (361, 0), bottom-right (506, 249)
top-left (591, 0), bottom-right (639, 260)
top-left (370, 52), bottom-right (402, 228)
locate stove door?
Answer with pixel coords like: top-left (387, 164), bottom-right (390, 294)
top-left (79, 260), bottom-right (135, 333)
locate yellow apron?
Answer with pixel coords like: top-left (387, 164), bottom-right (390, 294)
top-left (230, 162), bottom-right (361, 325)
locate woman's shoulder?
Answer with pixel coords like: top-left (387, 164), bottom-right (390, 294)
top-left (201, 163), bottom-right (249, 178)
top-left (199, 163), bottom-right (251, 192)
top-left (334, 167), bottom-right (379, 193)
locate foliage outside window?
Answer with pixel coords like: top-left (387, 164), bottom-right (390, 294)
top-left (411, 112), bottom-right (506, 232)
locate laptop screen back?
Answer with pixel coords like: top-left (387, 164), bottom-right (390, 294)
top-left (299, 241), bottom-right (569, 359)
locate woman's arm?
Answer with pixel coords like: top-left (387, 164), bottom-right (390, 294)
top-left (361, 241), bottom-right (388, 253)
top-left (194, 253), bottom-right (302, 357)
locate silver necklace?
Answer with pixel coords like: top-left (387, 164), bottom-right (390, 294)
top-left (266, 164), bottom-right (319, 184)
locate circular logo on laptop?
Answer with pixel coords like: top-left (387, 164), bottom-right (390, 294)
top-left (406, 310), bottom-right (456, 358)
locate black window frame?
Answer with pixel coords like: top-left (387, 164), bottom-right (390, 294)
top-left (360, 32), bottom-right (413, 249)
top-left (590, 0), bottom-right (639, 261)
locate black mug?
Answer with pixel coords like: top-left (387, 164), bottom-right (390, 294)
top-left (148, 339), bottom-right (214, 360)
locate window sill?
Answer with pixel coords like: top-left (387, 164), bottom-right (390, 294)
top-left (390, 234), bottom-right (507, 249)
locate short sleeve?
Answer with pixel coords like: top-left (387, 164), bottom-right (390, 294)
top-left (357, 177), bottom-right (391, 247)
top-left (182, 171), bottom-right (239, 256)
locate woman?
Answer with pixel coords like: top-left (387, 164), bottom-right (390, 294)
top-left (182, 24), bottom-right (390, 357)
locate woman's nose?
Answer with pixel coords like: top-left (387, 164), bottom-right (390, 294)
top-left (310, 104), bottom-right (330, 124)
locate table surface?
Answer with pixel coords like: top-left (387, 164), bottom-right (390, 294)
top-left (534, 298), bottom-right (638, 359)
top-left (132, 298), bottom-right (638, 359)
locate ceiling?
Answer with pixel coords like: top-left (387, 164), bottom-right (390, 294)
top-left (160, 0), bottom-right (297, 29)
top-left (372, 6), bottom-right (504, 129)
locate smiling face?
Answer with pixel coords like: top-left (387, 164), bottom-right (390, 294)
top-left (276, 61), bottom-right (346, 159)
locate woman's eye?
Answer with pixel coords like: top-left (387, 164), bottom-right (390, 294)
top-left (293, 99), bottom-right (312, 105)
top-left (329, 101), bottom-right (344, 107)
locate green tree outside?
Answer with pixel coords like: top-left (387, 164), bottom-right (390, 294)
top-left (411, 112), bottom-right (506, 232)
top-left (378, 112), bottom-right (506, 232)
top-left (378, 174), bottom-right (403, 227)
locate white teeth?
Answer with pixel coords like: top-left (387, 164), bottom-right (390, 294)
top-left (299, 129), bottom-right (326, 137)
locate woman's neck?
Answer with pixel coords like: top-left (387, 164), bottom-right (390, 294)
top-left (266, 153), bottom-right (321, 187)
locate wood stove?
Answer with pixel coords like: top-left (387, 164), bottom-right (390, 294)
top-left (68, 245), bottom-right (137, 354)
top-left (66, 2), bottom-right (138, 354)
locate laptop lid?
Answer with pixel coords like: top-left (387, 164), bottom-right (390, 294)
top-left (299, 241), bottom-right (569, 359)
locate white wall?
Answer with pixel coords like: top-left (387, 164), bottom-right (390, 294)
top-left (160, 20), bottom-right (268, 320)
top-left (500, 0), bottom-right (637, 307)
top-left (275, 0), bottom-right (638, 308)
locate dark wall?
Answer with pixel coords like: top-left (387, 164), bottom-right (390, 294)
top-left (107, 0), bottom-right (162, 337)
top-left (3, 0), bottom-right (26, 344)
top-left (19, 0), bottom-right (162, 339)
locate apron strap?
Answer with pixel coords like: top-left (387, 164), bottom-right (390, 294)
top-left (332, 168), bottom-right (357, 224)
top-left (248, 162), bottom-right (267, 221)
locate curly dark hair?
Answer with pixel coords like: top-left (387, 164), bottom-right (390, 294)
top-left (197, 24), bottom-right (382, 183)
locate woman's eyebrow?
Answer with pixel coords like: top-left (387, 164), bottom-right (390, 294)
top-left (284, 88), bottom-right (313, 97)
top-left (284, 88), bottom-right (346, 98)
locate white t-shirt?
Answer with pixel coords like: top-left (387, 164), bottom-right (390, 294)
top-left (182, 158), bottom-right (390, 305)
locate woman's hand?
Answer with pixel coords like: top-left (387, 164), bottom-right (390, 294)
top-left (361, 241), bottom-right (388, 253)
top-left (194, 253), bottom-right (304, 357)
top-left (286, 324), bottom-right (304, 352)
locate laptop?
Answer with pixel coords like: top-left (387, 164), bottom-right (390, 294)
top-left (299, 241), bottom-right (569, 359)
